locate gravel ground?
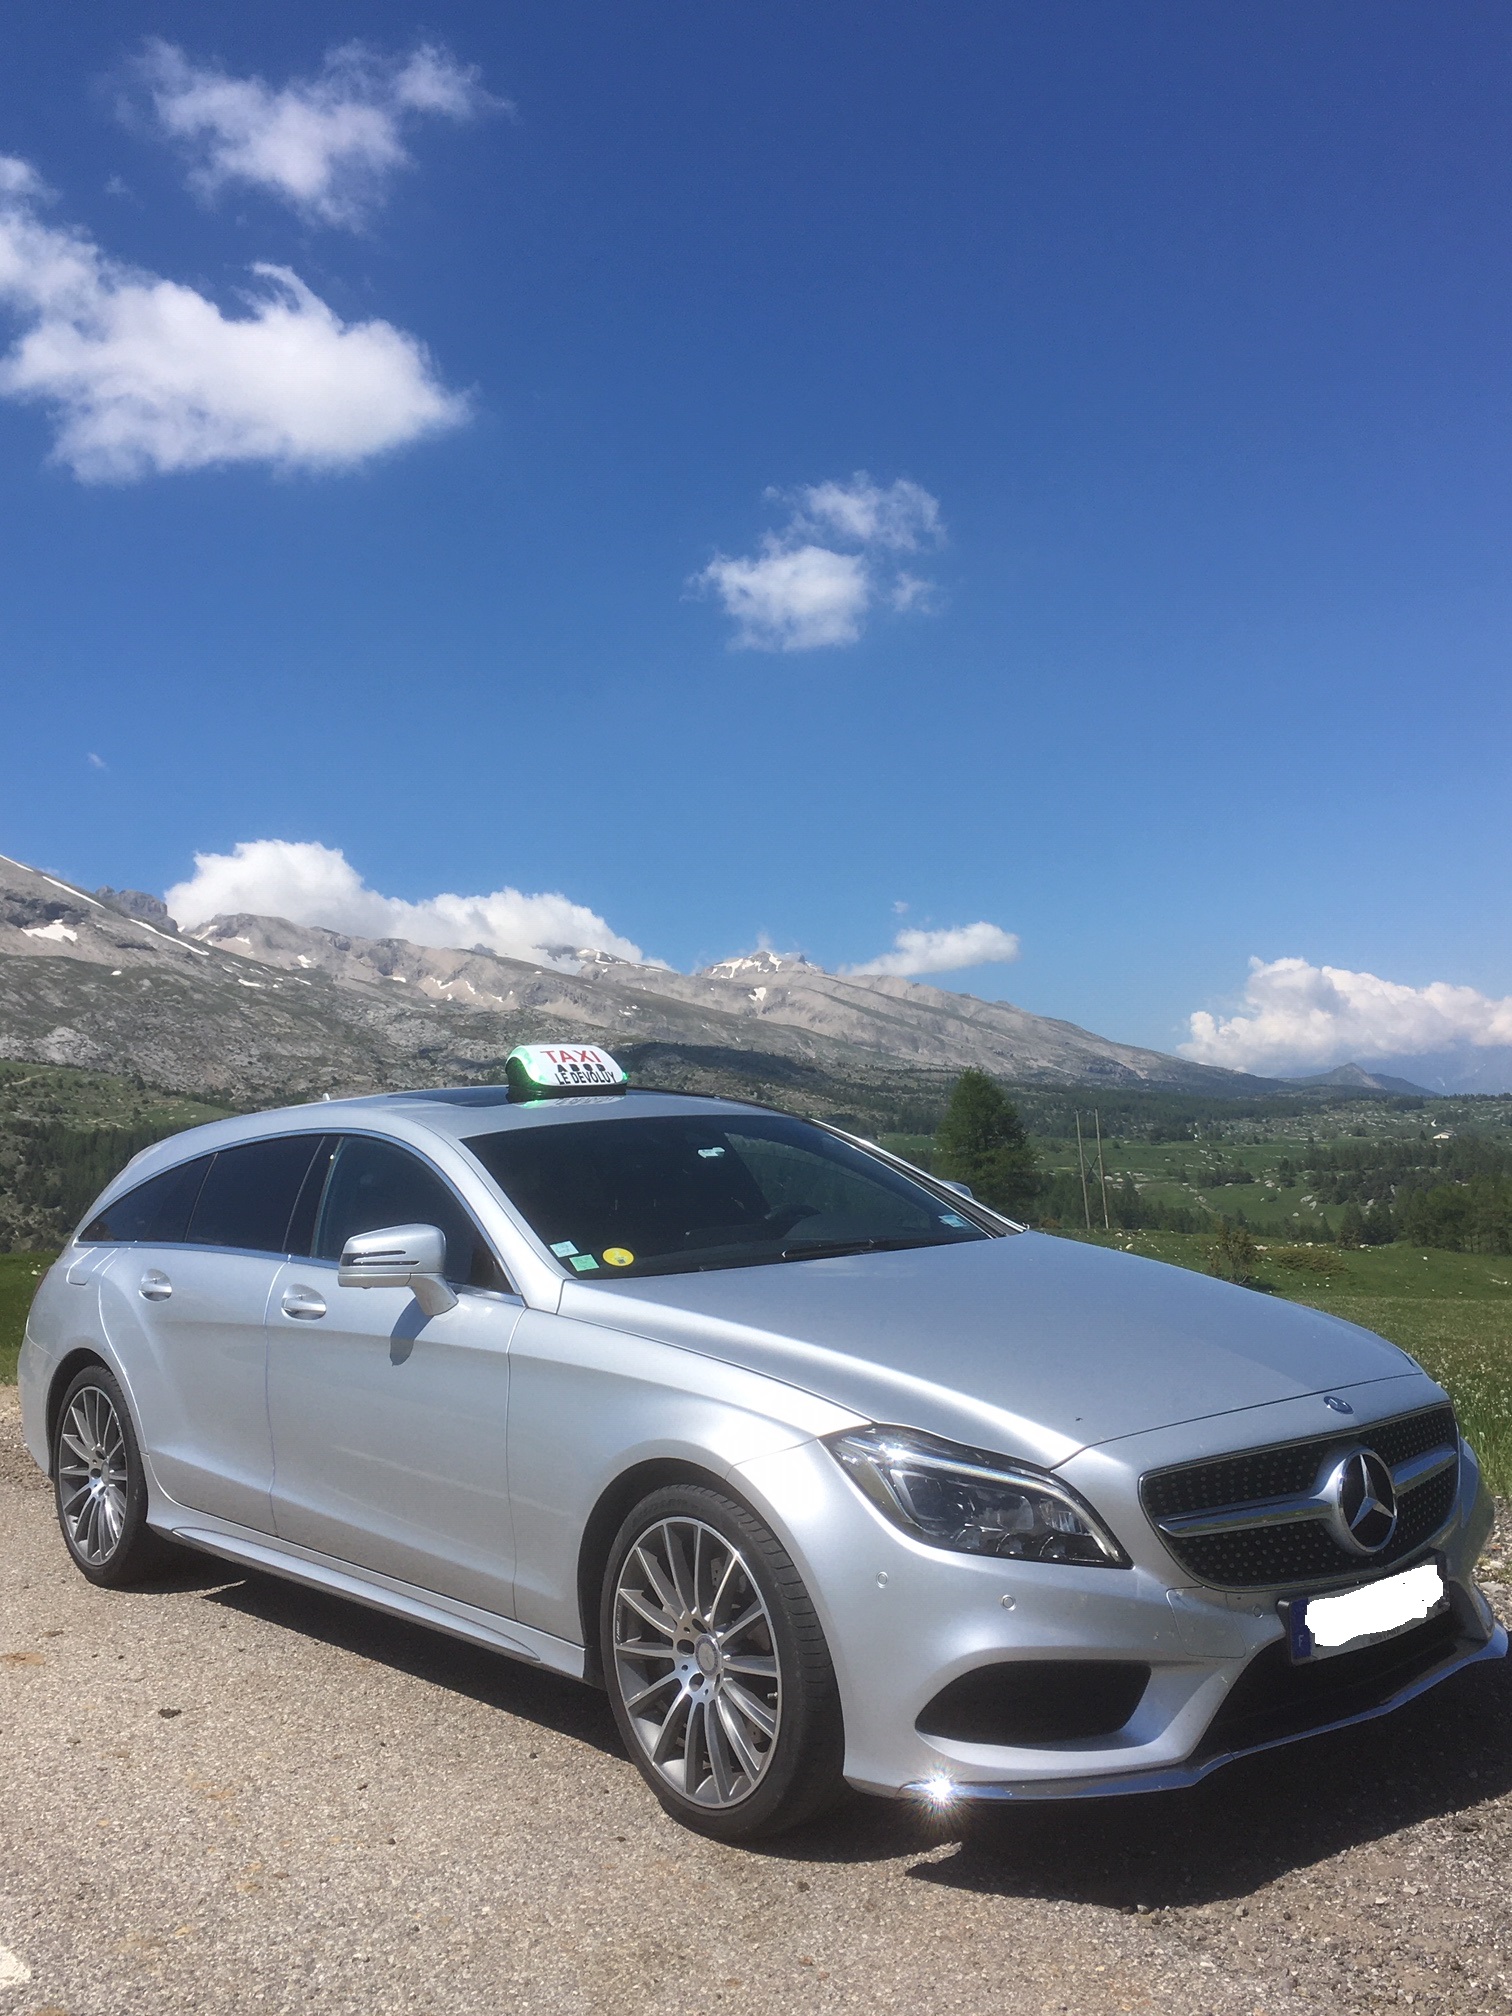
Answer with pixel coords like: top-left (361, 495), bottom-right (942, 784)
top-left (1, 1387), bottom-right (1510, 2016)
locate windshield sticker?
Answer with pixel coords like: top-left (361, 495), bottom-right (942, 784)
top-left (697, 1146), bottom-right (726, 1158)
top-left (603, 1247), bottom-right (635, 1267)
top-left (570, 1254), bottom-right (599, 1272)
top-left (551, 1240), bottom-right (579, 1256)
top-left (939, 1213), bottom-right (969, 1228)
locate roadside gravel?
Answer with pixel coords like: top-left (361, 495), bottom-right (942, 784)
top-left (1, 1388), bottom-right (1509, 2016)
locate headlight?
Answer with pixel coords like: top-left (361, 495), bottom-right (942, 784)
top-left (828, 1425), bottom-right (1129, 1568)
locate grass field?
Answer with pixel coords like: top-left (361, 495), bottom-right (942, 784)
top-left (2, 1234), bottom-right (1509, 1492)
top-left (0, 1248), bottom-right (53, 1385)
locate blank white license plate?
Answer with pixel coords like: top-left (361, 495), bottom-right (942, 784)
top-left (1286, 1561), bottom-right (1447, 1663)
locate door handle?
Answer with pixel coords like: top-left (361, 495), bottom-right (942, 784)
top-left (139, 1269), bottom-right (172, 1302)
top-left (280, 1286), bottom-right (327, 1321)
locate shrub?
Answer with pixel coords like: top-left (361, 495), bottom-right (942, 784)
top-left (1208, 1219), bottom-right (1259, 1285)
top-left (1269, 1244), bottom-right (1347, 1277)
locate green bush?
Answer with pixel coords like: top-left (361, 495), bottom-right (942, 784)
top-left (1207, 1219), bottom-right (1259, 1285)
top-left (1268, 1243), bottom-right (1347, 1277)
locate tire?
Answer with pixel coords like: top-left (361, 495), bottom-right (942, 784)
top-left (601, 1482), bottom-right (845, 1841)
top-left (52, 1364), bottom-right (175, 1587)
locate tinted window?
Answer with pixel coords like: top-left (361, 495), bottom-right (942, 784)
top-left (465, 1113), bottom-right (995, 1279)
top-left (286, 1135), bottom-right (337, 1257)
top-left (81, 1155), bottom-right (212, 1245)
top-left (185, 1136), bottom-right (324, 1254)
top-left (315, 1136), bottom-right (507, 1289)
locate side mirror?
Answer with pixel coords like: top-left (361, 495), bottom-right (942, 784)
top-left (940, 1180), bottom-right (975, 1200)
top-left (338, 1224), bottom-right (459, 1318)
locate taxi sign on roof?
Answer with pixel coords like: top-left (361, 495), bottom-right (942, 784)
top-left (504, 1043), bottom-right (628, 1098)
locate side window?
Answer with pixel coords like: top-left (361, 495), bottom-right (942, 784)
top-left (185, 1136), bottom-right (325, 1255)
top-left (314, 1136), bottom-right (508, 1290)
top-left (81, 1155), bottom-right (213, 1245)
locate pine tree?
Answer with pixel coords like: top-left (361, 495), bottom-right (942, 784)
top-left (1337, 1202), bottom-right (1367, 1248)
top-left (933, 1071), bottom-right (1040, 1217)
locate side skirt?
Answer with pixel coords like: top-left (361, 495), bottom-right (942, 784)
top-left (154, 1509), bottom-right (587, 1682)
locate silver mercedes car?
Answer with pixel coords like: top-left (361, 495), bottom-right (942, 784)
top-left (18, 1044), bottom-right (1505, 1841)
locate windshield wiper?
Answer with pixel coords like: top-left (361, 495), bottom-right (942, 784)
top-left (778, 1234), bottom-right (926, 1263)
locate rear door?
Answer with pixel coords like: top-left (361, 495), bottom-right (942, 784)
top-left (96, 1135), bottom-right (324, 1529)
top-left (265, 1133), bottom-right (520, 1617)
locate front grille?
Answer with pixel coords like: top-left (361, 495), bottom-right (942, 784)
top-left (1141, 1406), bottom-right (1458, 1591)
top-left (1195, 1610), bottom-right (1465, 1760)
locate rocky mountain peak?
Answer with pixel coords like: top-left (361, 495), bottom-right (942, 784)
top-left (699, 950), bottom-right (817, 981)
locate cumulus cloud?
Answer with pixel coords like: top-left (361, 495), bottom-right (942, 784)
top-left (0, 157), bottom-right (465, 479)
top-left (694, 472), bottom-right (944, 651)
top-left (846, 922), bottom-right (1020, 978)
top-left (135, 39), bottom-right (501, 228)
top-left (1183, 956), bottom-right (1512, 1074)
top-left (787, 474), bottom-right (942, 552)
top-left (165, 840), bottom-right (651, 971)
top-left (698, 542), bottom-right (870, 651)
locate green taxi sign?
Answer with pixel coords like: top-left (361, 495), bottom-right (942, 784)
top-left (504, 1043), bottom-right (628, 1099)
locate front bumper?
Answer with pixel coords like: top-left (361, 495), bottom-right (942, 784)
top-left (732, 1414), bottom-right (1504, 1802)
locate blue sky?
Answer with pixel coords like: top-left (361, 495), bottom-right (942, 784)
top-left (2, 4), bottom-right (1510, 1083)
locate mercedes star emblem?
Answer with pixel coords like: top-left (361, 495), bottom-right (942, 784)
top-left (1322, 1446), bottom-right (1398, 1555)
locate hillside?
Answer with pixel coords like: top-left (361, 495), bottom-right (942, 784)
top-left (0, 850), bottom-right (1277, 1103)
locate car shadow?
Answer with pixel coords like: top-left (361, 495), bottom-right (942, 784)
top-left (780, 1653), bottom-right (1512, 1906)
top-left (148, 1546), bottom-right (1511, 1895)
top-left (197, 1565), bottom-right (625, 1760)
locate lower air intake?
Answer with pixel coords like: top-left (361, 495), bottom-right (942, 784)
top-left (916, 1661), bottom-right (1151, 1746)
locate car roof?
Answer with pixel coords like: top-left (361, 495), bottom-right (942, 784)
top-left (325, 1085), bottom-right (781, 1144)
top-left (124, 1085), bottom-right (790, 1167)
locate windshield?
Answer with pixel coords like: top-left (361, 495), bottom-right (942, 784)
top-left (464, 1110), bottom-right (999, 1279)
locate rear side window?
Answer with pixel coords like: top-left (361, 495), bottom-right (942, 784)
top-left (80, 1155), bottom-right (213, 1245)
top-left (186, 1136), bottom-right (325, 1255)
top-left (314, 1136), bottom-right (508, 1290)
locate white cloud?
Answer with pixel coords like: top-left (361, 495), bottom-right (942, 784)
top-left (697, 541), bottom-right (870, 651)
top-left (0, 157), bottom-right (465, 480)
top-left (135, 39), bottom-right (501, 228)
top-left (695, 471), bottom-right (944, 652)
top-left (164, 840), bottom-right (651, 971)
top-left (846, 922), bottom-right (1021, 978)
top-left (87, 751), bottom-right (106, 770)
top-left (787, 474), bottom-right (943, 552)
top-left (1183, 956), bottom-right (1512, 1074)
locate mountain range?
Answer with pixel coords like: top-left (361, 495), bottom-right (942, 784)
top-left (0, 849), bottom-right (1446, 1111)
top-left (0, 850), bottom-right (1294, 1109)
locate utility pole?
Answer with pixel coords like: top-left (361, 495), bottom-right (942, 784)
top-left (1074, 1112), bottom-right (1092, 1231)
top-left (1094, 1108), bottom-right (1111, 1231)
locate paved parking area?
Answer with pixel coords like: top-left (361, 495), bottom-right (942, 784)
top-left (2, 1391), bottom-right (1511, 2016)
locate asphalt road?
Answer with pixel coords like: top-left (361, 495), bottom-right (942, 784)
top-left (2, 1388), bottom-right (1511, 2016)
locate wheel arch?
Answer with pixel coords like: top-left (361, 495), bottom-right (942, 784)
top-left (576, 1457), bottom-right (733, 1687)
top-left (45, 1348), bottom-right (114, 1474)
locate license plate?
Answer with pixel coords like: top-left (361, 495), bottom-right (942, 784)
top-left (1282, 1560), bottom-right (1447, 1663)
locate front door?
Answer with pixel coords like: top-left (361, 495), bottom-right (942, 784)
top-left (265, 1134), bottom-right (520, 1618)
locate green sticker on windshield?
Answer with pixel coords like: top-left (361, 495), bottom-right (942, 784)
top-left (570, 1253), bottom-right (599, 1272)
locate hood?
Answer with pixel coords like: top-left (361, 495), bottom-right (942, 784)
top-left (560, 1232), bottom-right (1419, 1466)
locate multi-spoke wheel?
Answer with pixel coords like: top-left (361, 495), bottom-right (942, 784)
top-left (602, 1484), bottom-right (844, 1840)
top-left (51, 1365), bottom-right (172, 1587)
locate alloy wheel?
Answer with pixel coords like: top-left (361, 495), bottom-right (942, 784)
top-left (57, 1384), bottom-right (129, 1566)
top-left (612, 1516), bottom-right (782, 1808)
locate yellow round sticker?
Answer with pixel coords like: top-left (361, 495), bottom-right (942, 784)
top-left (602, 1247), bottom-right (635, 1268)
